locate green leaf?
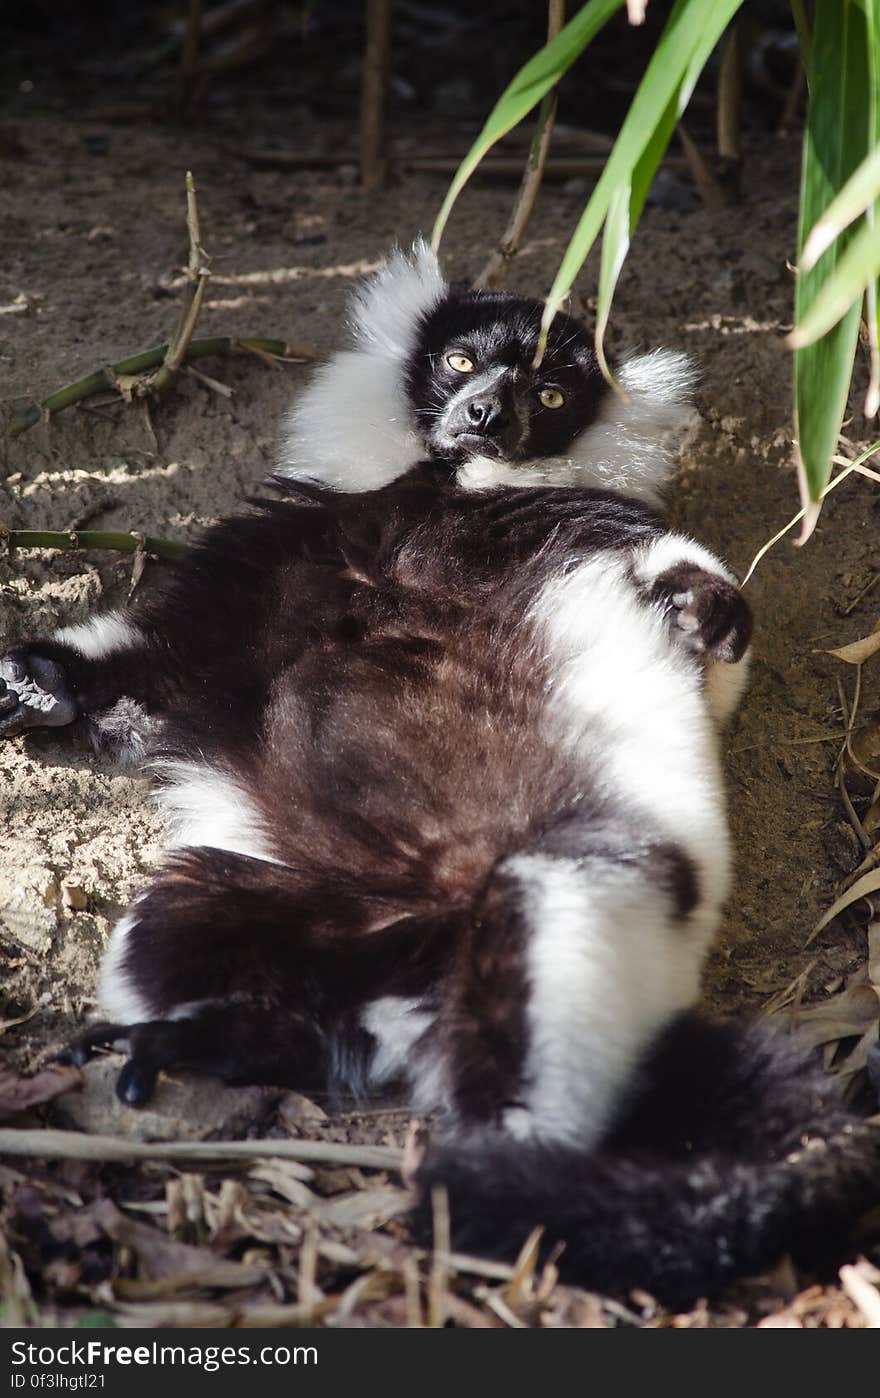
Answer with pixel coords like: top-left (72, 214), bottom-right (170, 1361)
top-left (539, 0), bottom-right (746, 357)
top-left (865, 0), bottom-right (880, 417)
top-left (593, 2), bottom-right (745, 375)
top-left (794, 0), bottom-right (876, 512)
top-left (800, 143), bottom-right (880, 270)
top-left (789, 214), bottom-right (880, 346)
top-left (431, 0), bottom-right (625, 250)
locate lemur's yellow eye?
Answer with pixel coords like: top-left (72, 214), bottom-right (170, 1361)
top-left (447, 353), bottom-right (475, 374)
top-left (539, 387), bottom-right (565, 409)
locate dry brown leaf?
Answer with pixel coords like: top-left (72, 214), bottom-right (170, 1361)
top-left (210, 1197), bottom-right (302, 1247)
top-left (808, 869), bottom-right (880, 942)
top-left (249, 1160), bottom-right (318, 1209)
top-left (824, 629), bottom-right (880, 665)
top-left (850, 722), bottom-right (880, 770)
top-left (503, 1226), bottom-right (543, 1309)
top-left (829, 1023), bottom-right (879, 1081)
top-left (0, 1062), bottom-right (82, 1118)
top-left (85, 1198), bottom-right (268, 1289)
top-left (839, 1262), bottom-right (880, 1327)
top-left (113, 1262), bottom-right (269, 1301)
top-left (792, 971), bottom-right (880, 1050)
top-left (317, 1184), bottom-right (409, 1229)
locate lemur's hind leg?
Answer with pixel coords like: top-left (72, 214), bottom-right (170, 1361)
top-left (0, 613), bottom-right (157, 758)
top-left (432, 806), bottom-right (712, 1149)
top-left (67, 845), bottom-right (456, 1106)
top-left (60, 1010), bottom-right (329, 1107)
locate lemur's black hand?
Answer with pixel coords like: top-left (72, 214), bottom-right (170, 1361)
top-left (0, 649), bottom-right (78, 737)
top-left (650, 565), bottom-right (752, 664)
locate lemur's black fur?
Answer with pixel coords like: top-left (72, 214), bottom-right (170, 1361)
top-left (1, 244), bottom-right (876, 1306)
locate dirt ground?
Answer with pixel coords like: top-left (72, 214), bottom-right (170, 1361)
top-left (1, 7), bottom-right (879, 1329)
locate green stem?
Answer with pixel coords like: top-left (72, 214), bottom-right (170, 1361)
top-left (8, 337), bottom-right (319, 435)
top-left (1, 528), bottom-right (188, 561)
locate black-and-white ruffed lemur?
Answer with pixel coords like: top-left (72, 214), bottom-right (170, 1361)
top-left (1, 243), bottom-right (877, 1306)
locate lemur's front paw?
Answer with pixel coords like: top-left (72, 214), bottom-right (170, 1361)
top-left (652, 566), bottom-right (752, 664)
top-left (0, 649), bottom-right (78, 737)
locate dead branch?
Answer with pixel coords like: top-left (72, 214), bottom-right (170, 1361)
top-left (8, 337), bottom-right (319, 436)
top-left (150, 172), bottom-right (210, 394)
top-left (360, 0), bottom-right (394, 190)
top-left (0, 1127), bottom-right (402, 1172)
top-left (475, 0), bottom-right (566, 289)
top-left (717, 21), bottom-right (742, 164)
top-left (223, 144), bottom-right (688, 179)
top-left (678, 123), bottom-right (727, 209)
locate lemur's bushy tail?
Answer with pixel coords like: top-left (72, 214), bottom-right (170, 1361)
top-left (411, 1015), bottom-right (880, 1307)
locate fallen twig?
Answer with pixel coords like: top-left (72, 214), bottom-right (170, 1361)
top-left (150, 171), bottom-right (210, 395)
top-left (427, 1184), bottom-right (450, 1329)
top-left (475, 0), bottom-right (565, 288)
top-left (1, 527), bottom-right (188, 562)
top-left (0, 1127), bottom-right (402, 1171)
top-left (9, 336), bottom-right (319, 435)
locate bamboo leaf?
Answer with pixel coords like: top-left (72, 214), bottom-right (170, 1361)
top-left (593, 1), bottom-right (745, 374)
top-left (539, 0), bottom-right (745, 356)
top-left (431, 0), bottom-right (625, 250)
top-left (800, 144), bottom-right (880, 270)
top-left (789, 215), bottom-right (880, 346)
top-left (866, 0), bottom-right (880, 417)
top-left (793, 0), bottom-right (874, 513)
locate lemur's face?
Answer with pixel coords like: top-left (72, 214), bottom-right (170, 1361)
top-left (405, 289), bottom-right (607, 463)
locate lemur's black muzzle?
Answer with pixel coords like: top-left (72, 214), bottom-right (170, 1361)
top-left (446, 380), bottom-right (525, 457)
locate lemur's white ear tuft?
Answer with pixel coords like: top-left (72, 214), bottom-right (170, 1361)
top-left (617, 349), bottom-right (698, 422)
top-left (349, 239), bottom-right (447, 360)
top-left (276, 240), bottom-right (445, 490)
top-left (562, 349), bottom-right (698, 505)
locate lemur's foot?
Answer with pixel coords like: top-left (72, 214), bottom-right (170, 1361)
top-left (652, 566), bottom-right (752, 664)
top-left (0, 649), bottom-right (78, 737)
top-left (55, 1021), bottom-right (129, 1068)
top-left (56, 1020), bottom-right (169, 1106)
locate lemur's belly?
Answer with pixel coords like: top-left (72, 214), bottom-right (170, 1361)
top-left (173, 550), bottom-right (729, 937)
